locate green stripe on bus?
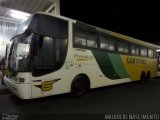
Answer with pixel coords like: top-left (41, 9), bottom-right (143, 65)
top-left (107, 53), bottom-right (129, 78)
top-left (92, 51), bottom-right (120, 79)
top-left (92, 51), bottom-right (128, 80)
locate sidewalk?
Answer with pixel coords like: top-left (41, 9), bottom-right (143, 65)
top-left (0, 84), bottom-right (11, 95)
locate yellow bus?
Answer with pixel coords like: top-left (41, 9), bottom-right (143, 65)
top-left (4, 12), bottom-right (160, 99)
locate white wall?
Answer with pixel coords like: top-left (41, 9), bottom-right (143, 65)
top-left (0, 17), bottom-right (19, 57)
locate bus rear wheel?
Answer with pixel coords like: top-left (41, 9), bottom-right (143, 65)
top-left (146, 71), bottom-right (151, 81)
top-left (140, 71), bottom-right (147, 83)
top-left (71, 75), bottom-right (89, 96)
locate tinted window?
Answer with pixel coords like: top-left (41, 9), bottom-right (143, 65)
top-left (55, 38), bottom-right (68, 69)
top-left (31, 35), bottom-right (68, 77)
top-left (18, 14), bottom-right (68, 38)
top-left (16, 17), bottom-right (33, 35)
top-left (117, 42), bottom-right (124, 52)
top-left (74, 25), bottom-right (97, 48)
top-left (87, 32), bottom-right (97, 48)
top-left (39, 37), bottom-right (53, 56)
top-left (130, 44), bottom-right (140, 55)
top-left (117, 40), bottom-right (129, 53)
top-left (100, 35), bottom-right (116, 51)
top-left (140, 47), bottom-right (147, 56)
top-left (108, 38), bottom-right (116, 51)
top-left (39, 15), bottom-right (68, 38)
top-left (100, 36), bottom-right (109, 50)
top-left (148, 49), bottom-right (154, 58)
top-left (74, 28), bottom-right (86, 46)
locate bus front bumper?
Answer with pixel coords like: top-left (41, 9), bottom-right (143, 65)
top-left (4, 76), bottom-right (31, 99)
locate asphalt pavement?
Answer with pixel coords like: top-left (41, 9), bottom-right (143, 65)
top-left (0, 79), bottom-right (160, 120)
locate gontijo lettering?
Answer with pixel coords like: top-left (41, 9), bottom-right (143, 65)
top-left (127, 57), bottom-right (146, 64)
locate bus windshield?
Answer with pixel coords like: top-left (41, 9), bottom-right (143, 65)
top-left (9, 14), bottom-right (68, 74)
top-left (15, 15), bottom-right (38, 35)
top-left (15, 19), bottom-right (31, 35)
top-left (15, 14), bottom-right (68, 38)
top-left (9, 33), bottom-right (32, 72)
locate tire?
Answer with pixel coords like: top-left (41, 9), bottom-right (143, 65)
top-left (140, 72), bottom-right (147, 83)
top-left (71, 76), bottom-right (89, 96)
top-left (146, 71), bottom-right (151, 81)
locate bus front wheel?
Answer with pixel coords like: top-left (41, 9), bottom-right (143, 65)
top-left (71, 75), bottom-right (90, 96)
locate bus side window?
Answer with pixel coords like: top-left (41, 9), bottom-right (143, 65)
top-left (117, 40), bottom-right (129, 53)
top-left (100, 35), bottom-right (116, 51)
top-left (100, 35), bottom-right (109, 50)
top-left (130, 44), bottom-right (140, 55)
top-left (87, 32), bottom-right (98, 48)
top-left (140, 47), bottom-right (147, 57)
top-left (74, 28), bottom-right (87, 47)
top-left (148, 49), bottom-right (154, 58)
top-left (108, 38), bottom-right (116, 51)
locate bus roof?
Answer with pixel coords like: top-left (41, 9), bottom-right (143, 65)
top-left (34, 12), bottom-right (160, 50)
top-left (35, 11), bottom-right (70, 21)
top-left (76, 21), bottom-right (160, 50)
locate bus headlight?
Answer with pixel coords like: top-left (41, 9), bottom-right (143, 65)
top-left (14, 78), bottom-right (25, 83)
top-left (19, 78), bottom-right (25, 83)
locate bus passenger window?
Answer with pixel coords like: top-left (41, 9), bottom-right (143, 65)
top-left (108, 39), bottom-right (116, 51)
top-left (117, 42), bottom-right (124, 52)
top-left (124, 45), bottom-right (129, 53)
top-left (100, 35), bottom-right (116, 51)
top-left (148, 49), bottom-right (154, 58)
top-left (100, 36), bottom-right (109, 50)
top-left (87, 32), bottom-right (97, 48)
top-left (131, 44), bottom-right (140, 55)
top-left (117, 41), bottom-right (129, 53)
top-left (74, 34), bottom-right (86, 46)
top-left (140, 47), bottom-right (147, 57)
top-left (74, 29), bottom-right (87, 46)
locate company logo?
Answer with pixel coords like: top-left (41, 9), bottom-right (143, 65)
top-left (35, 78), bottom-right (61, 91)
top-left (41, 81), bottom-right (54, 91)
top-left (74, 54), bottom-right (93, 61)
top-left (127, 57), bottom-right (146, 64)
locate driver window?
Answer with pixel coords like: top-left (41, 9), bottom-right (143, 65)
top-left (39, 36), bottom-right (54, 56)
